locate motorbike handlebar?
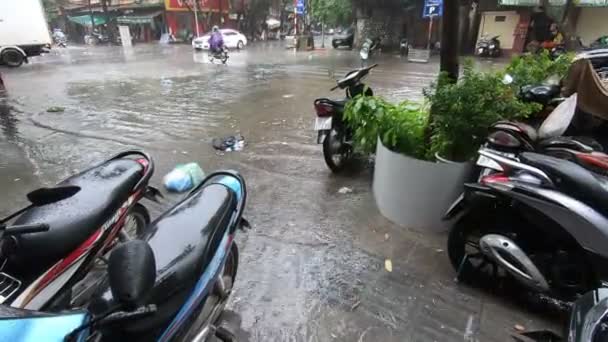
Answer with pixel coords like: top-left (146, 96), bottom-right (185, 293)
top-left (4, 223), bottom-right (50, 236)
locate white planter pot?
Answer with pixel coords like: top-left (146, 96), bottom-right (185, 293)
top-left (373, 137), bottom-right (472, 232)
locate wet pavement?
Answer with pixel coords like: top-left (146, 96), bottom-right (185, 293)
top-left (0, 42), bottom-right (558, 341)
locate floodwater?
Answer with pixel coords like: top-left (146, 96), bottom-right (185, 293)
top-left (0, 42), bottom-right (556, 341)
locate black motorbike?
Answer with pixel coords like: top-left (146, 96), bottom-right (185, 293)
top-left (515, 287), bottom-right (608, 342)
top-left (85, 171), bottom-right (246, 341)
top-left (209, 47), bottom-right (229, 64)
top-left (313, 64), bottom-right (376, 172)
top-left (477, 35), bottom-right (501, 57)
top-left (445, 148), bottom-right (608, 308)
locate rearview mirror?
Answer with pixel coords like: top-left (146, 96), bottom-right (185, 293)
top-left (108, 240), bottom-right (156, 310)
top-left (27, 186), bottom-right (80, 206)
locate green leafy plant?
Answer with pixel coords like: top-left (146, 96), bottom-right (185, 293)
top-left (344, 60), bottom-right (541, 162)
top-left (343, 96), bottom-right (428, 159)
top-left (505, 50), bottom-right (574, 89)
top-left (425, 61), bottom-right (540, 161)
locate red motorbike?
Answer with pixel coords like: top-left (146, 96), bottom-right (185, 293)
top-left (0, 150), bottom-right (161, 311)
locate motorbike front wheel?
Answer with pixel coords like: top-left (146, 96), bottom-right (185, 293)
top-left (322, 128), bottom-right (352, 173)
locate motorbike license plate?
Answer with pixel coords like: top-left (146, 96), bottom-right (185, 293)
top-left (476, 151), bottom-right (515, 171)
top-left (314, 117), bottom-right (332, 131)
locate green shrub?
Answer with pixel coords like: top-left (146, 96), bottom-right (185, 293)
top-left (425, 62), bottom-right (540, 161)
top-left (505, 50), bottom-right (574, 89)
top-left (344, 96), bottom-right (428, 159)
top-left (344, 60), bottom-right (542, 162)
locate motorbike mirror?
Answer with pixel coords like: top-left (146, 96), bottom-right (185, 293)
top-left (27, 186), bottom-right (80, 206)
top-left (502, 74), bottom-right (514, 85)
top-left (108, 240), bottom-right (156, 310)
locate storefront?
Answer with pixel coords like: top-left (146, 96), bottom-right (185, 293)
top-left (164, 0), bottom-right (232, 40)
top-left (116, 11), bottom-right (165, 41)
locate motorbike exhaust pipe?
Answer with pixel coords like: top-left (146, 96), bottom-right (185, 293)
top-left (479, 234), bottom-right (550, 292)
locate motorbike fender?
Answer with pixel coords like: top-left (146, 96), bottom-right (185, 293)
top-left (567, 288), bottom-right (608, 342)
top-left (489, 183), bottom-right (608, 259)
top-left (443, 183), bottom-right (497, 220)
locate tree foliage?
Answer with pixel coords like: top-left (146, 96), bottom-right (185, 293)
top-left (309, 0), bottom-right (352, 26)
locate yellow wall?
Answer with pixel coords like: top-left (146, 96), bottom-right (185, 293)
top-left (478, 11), bottom-right (520, 49)
top-left (576, 7), bottom-right (608, 46)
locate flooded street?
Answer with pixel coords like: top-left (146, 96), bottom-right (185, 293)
top-left (0, 43), bottom-right (556, 341)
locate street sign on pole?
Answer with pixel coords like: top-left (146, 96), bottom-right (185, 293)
top-left (296, 0), bottom-right (305, 15)
top-left (423, 0), bottom-right (443, 18)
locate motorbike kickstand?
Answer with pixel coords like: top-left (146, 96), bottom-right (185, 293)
top-left (455, 254), bottom-right (470, 282)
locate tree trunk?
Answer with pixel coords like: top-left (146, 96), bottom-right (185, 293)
top-left (440, 0), bottom-right (459, 82)
top-left (560, 0), bottom-right (578, 49)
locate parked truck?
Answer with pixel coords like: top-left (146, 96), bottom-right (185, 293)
top-left (0, 0), bottom-right (51, 67)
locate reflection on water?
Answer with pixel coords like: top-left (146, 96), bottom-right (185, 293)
top-left (0, 95), bottom-right (18, 142)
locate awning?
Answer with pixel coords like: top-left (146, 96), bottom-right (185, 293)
top-left (68, 14), bottom-right (107, 27)
top-left (116, 11), bottom-right (163, 25)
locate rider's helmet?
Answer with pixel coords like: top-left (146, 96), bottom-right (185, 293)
top-left (212, 26), bottom-right (219, 33)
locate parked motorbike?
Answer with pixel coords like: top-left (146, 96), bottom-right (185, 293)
top-left (209, 47), bottom-right (229, 64)
top-left (445, 148), bottom-right (608, 306)
top-left (88, 171), bottom-right (248, 341)
top-left (0, 151), bottom-right (160, 312)
top-left (477, 35), bottom-right (501, 57)
top-left (313, 64), bottom-right (377, 172)
top-left (514, 287), bottom-right (608, 342)
top-left (360, 36), bottom-right (382, 63)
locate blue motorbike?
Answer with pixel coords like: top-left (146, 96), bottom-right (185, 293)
top-left (0, 170), bottom-right (248, 342)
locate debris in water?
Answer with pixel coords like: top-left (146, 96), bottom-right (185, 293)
top-left (282, 94), bottom-right (294, 98)
top-left (351, 300), bottom-right (361, 311)
top-left (384, 233), bottom-right (390, 241)
top-left (46, 106), bottom-right (65, 113)
top-left (514, 324), bottom-right (526, 332)
top-left (385, 259), bottom-right (393, 272)
top-left (338, 187), bottom-right (353, 194)
top-left (163, 163), bottom-right (205, 193)
top-left (14, 178), bottom-right (20, 182)
top-left (436, 248), bottom-right (444, 253)
top-left (212, 134), bottom-right (245, 152)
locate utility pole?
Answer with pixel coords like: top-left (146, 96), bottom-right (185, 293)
top-left (193, 0), bottom-right (200, 37)
top-left (321, 16), bottom-right (325, 48)
top-left (88, 0), bottom-right (95, 31)
top-left (440, 0), bottom-right (459, 82)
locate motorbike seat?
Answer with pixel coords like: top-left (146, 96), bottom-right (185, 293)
top-left (538, 136), bottom-right (600, 153)
top-left (519, 152), bottom-right (608, 212)
top-left (114, 181), bottom-right (236, 336)
top-left (521, 84), bottom-right (561, 105)
top-left (9, 159), bottom-right (143, 278)
top-left (315, 98), bottom-right (347, 108)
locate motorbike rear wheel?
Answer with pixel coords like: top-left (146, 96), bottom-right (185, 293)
top-left (121, 203), bottom-right (150, 240)
top-left (448, 209), bottom-right (594, 303)
top-left (322, 128), bottom-right (351, 173)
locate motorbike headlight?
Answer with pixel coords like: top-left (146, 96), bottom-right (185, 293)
top-left (360, 50), bottom-right (369, 60)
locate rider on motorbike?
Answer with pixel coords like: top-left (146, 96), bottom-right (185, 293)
top-left (209, 26), bottom-right (224, 54)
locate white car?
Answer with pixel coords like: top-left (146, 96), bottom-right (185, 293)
top-left (192, 29), bottom-right (248, 50)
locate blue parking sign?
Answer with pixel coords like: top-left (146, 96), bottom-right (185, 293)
top-left (296, 0), bottom-right (305, 14)
top-left (423, 0), bottom-right (443, 17)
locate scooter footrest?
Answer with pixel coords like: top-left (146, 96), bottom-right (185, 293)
top-left (0, 272), bottom-right (21, 304)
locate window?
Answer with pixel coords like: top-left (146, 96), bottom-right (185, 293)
top-left (495, 16), bottom-right (506, 22)
top-left (224, 31), bottom-right (237, 36)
